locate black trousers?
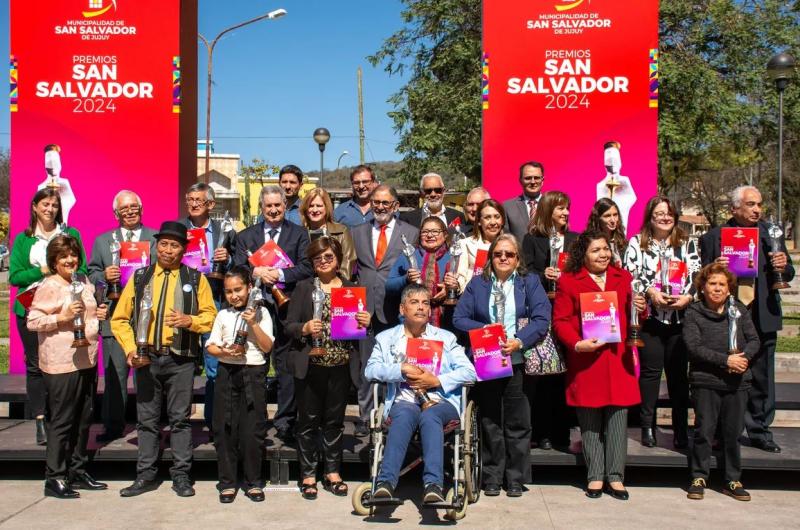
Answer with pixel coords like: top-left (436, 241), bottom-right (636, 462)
top-left (17, 314), bottom-right (47, 418)
top-left (213, 362), bottom-right (267, 491)
top-left (477, 364), bottom-right (531, 487)
top-left (134, 354), bottom-right (195, 482)
top-left (526, 373), bottom-right (572, 446)
top-left (43, 368), bottom-right (96, 480)
top-left (295, 364), bottom-right (351, 478)
top-left (745, 330), bottom-right (777, 442)
top-left (638, 318), bottom-right (689, 438)
top-left (101, 335), bottom-right (130, 435)
top-left (691, 387), bottom-right (747, 482)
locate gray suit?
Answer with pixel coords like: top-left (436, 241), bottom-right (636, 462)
top-left (502, 194), bottom-right (536, 244)
top-left (351, 219), bottom-right (418, 423)
top-left (88, 225), bottom-right (157, 436)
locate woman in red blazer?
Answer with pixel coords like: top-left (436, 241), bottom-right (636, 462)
top-left (553, 230), bottom-right (644, 501)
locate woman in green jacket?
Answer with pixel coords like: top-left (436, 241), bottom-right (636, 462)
top-left (9, 188), bottom-right (87, 445)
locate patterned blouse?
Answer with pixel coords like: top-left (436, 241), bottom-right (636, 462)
top-left (622, 234), bottom-right (702, 324)
top-left (309, 293), bottom-right (350, 368)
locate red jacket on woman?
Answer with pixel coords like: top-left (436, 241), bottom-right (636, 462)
top-left (552, 265), bottom-right (641, 408)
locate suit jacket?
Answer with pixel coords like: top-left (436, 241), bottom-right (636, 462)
top-left (283, 277), bottom-right (362, 380)
top-left (400, 207), bottom-right (465, 232)
top-left (351, 219), bottom-right (419, 325)
top-left (502, 194), bottom-right (536, 243)
top-left (232, 219), bottom-right (313, 297)
top-left (453, 272), bottom-right (551, 355)
top-left (179, 217), bottom-right (237, 301)
top-left (699, 218), bottom-right (795, 333)
top-left (552, 265), bottom-right (640, 408)
top-left (522, 231), bottom-right (578, 286)
top-left (87, 225), bottom-right (157, 337)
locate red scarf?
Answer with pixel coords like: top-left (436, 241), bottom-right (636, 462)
top-left (420, 244), bottom-right (448, 326)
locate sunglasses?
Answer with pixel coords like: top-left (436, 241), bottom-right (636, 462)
top-left (312, 253), bottom-right (336, 265)
top-left (493, 251), bottom-right (518, 259)
top-left (423, 187), bottom-right (444, 195)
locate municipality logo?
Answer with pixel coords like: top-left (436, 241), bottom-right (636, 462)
top-left (83, 0), bottom-right (117, 18)
top-left (555, 0), bottom-right (589, 12)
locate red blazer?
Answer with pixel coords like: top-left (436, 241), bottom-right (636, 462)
top-left (553, 265), bottom-right (641, 408)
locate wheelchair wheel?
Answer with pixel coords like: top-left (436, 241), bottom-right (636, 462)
top-left (463, 400), bottom-right (482, 503)
top-left (352, 482), bottom-right (373, 516)
top-left (444, 482), bottom-right (468, 521)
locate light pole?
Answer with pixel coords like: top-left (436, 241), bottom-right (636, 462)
top-left (336, 150), bottom-right (350, 169)
top-left (313, 127), bottom-right (331, 186)
top-left (766, 52), bottom-right (796, 225)
top-left (198, 8), bottom-right (287, 183)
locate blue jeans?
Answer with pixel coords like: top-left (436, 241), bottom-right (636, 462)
top-left (377, 400), bottom-right (459, 489)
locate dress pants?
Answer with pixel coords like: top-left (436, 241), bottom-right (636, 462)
top-left (638, 318), bottom-right (689, 439)
top-left (134, 354), bottom-right (195, 482)
top-left (295, 364), bottom-right (350, 478)
top-left (43, 367), bottom-right (96, 480)
top-left (17, 314), bottom-right (46, 418)
top-left (101, 335), bottom-right (130, 435)
top-left (575, 406), bottom-right (628, 483)
top-left (691, 387), bottom-right (747, 482)
top-left (377, 400), bottom-right (459, 488)
top-left (213, 362), bottom-right (267, 491)
top-left (745, 330), bottom-right (777, 442)
top-left (527, 373), bottom-right (572, 446)
top-left (478, 364), bottom-right (531, 487)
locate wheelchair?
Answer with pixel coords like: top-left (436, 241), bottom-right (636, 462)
top-left (351, 381), bottom-right (482, 521)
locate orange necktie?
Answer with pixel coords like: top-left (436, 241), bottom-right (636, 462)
top-left (375, 224), bottom-right (388, 265)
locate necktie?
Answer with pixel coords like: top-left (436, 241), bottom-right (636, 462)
top-left (125, 230), bottom-right (133, 242)
top-left (154, 269), bottom-right (171, 349)
top-left (268, 228), bottom-right (278, 242)
top-left (528, 199), bottom-right (537, 220)
top-left (738, 278), bottom-right (755, 306)
top-left (375, 225), bottom-right (388, 265)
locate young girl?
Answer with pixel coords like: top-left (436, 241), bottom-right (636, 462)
top-left (207, 266), bottom-right (274, 504)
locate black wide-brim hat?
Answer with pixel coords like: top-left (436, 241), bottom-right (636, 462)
top-left (154, 221), bottom-right (189, 246)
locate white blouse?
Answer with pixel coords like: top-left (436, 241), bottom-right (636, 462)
top-left (454, 235), bottom-right (491, 292)
top-left (207, 306), bottom-right (274, 365)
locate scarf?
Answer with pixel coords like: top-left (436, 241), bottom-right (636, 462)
top-left (420, 244), bottom-right (448, 326)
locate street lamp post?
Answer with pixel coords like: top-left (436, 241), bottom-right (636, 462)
top-left (198, 8), bottom-right (287, 183)
top-left (766, 52), bottom-right (796, 225)
top-left (336, 150), bottom-right (350, 169)
top-left (313, 127), bottom-right (331, 186)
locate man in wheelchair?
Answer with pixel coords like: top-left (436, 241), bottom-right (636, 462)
top-left (365, 284), bottom-right (477, 504)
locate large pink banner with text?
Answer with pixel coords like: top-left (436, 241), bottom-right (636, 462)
top-left (482, 0), bottom-right (658, 234)
top-left (9, 0), bottom-right (182, 373)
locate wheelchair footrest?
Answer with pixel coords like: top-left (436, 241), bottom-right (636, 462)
top-left (421, 501), bottom-right (459, 510)
top-left (364, 497), bottom-right (405, 507)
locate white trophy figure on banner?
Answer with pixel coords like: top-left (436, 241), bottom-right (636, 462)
top-left (596, 141), bottom-right (636, 232)
top-left (38, 144), bottom-right (77, 224)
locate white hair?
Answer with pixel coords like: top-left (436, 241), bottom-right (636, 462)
top-left (260, 184), bottom-right (286, 205)
top-left (730, 185), bottom-right (760, 208)
top-left (466, 186), bottom-right (490, 201)
top-left (419, 172), bottom-right (444, 190)
top-left (112, 190), bottom-right (142, 211)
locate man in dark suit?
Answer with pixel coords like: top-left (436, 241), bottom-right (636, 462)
top-left (352, 184), bottom-right (419, 435)
top-left (179, 182), bottom-right (236, 437)
top-left (502, 161), bottom-right (545, 242)
top-left (400, 173), bottom-right (465, 231)
top-left (88, 190), bottom-right (157, 442)
top-left (699, 185), bottom-right (795, 453)
top-left (463, 186), bottom-right (491, 237)
top-left (233, 184), bottom-right (313, 441)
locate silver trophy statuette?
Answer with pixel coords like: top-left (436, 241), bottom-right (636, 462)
top-left (493, 284), bottom-right (509, 367)
top-left (133, 283), bottom-right (154, 365)
top-left (209, 211), bottom-right (235, 279)
top-left (658, 240), bottom-right (671, 296)
top-left (309, 278), bottom-right (327, 356)
top-left (69, 273), bottom-right (90, 347)
top-left (727, 295), bottom-right (741, 355)
top-left (107, 232), bottom-right (123, 300)
top-left (627, 279), bottom-right (645, 347)
top-left (445, 226), bottom-right (464, 305)
top-left (547, 228), bottom-right (561, 299)
top-left (768, 217), bottom-right (790, 289)
top-left (233, 278), bottom-right (263, 353)
top-left (401, 234), bottom-right (421, 284)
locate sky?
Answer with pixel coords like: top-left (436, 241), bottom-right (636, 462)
top-left (0, 0), bottom-right (408, 172)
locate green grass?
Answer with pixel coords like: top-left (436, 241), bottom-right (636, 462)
top-left (776, 336), bottom-right (800, 353)
top-left (0, 301), bottom-right (8, 338)
top-left (0, 344), bottom-right (7, 374)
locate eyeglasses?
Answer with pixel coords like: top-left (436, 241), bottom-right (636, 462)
top-left (312, 253), bottom-right (336, 265)
top-left (186, 198), bottom-right (209, 206)
top-left (522, 176), bottom-right (544, 183)
top-left (371, 200), bottom-right (397, 208)
top-left (493, 251), bottom-right (518, 259)
top-left (423, 187), bottom-right (444, 195)
top-left (116, 205), bottom-right (141, 214)
top-left (420, 229), bottom-right (444, 237)
top-left (352, 179), bottom-right (373, 187)
top-left (651, 212), bottom-right (672, 220)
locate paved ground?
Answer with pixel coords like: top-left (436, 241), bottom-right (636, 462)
top-left (0, 467), bottom-right (797, 529)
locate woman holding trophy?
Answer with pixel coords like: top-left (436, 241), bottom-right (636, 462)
top-left (453, 234), bottom-right (551, 497)
top-left (26, 234), bottom-right (107, 498)
top-left (206, 266), bottom-right (274, 503)
top-left (454, 199), bottom-right (506, 293)
top-left (622, 196), bottom-right (701, 449)
top-left (9, 188), bottom-right (88, 446)
top-left (284, 237), bottom-right (370, 500)
top-left (298, 188), bottom-right (356, 279)
top-left (683, 263), bottom-right (759, 502)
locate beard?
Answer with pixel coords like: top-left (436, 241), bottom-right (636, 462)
top-left (425, 197), bottom-right (444, 212)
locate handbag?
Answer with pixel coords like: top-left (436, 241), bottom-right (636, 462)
top-left (523, 326), bottom-right (566, 375)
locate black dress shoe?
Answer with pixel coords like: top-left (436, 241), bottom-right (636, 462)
top-left (483, 484), bottom-right (501, 497)
top-left (219, 490), bottom-right (236, 504)
top-left (70, 472), bottom-right (108, 490)
top-left (603, 484), bottom-right (630, 501)
top-left (44, 479), bottom-right (79, 499)
top-left (120, 479), bottom-right (159, 497)
top-left (506, 484), bottom-right (524, 497)
top-left (751, 439), bottom-right (781, 453)
top-left (538, 438), bottom-right (553, 450)
top-left (172, 479), bottom-right (195, 497)
top-left (641, 428), bottom-right (656, 448)
top-left (244, 488), bottom-right (265, 502)
top-left (354, 422), bottom-right (369, 438)
top-left (35, 418), bottom-right (47, 446)
top-left (585, 486), bottom-right (602, 499)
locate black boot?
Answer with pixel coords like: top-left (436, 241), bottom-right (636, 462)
top-left (44, 479), bottom-right (80, 499)
top-left (35, 417), bottom-right (47, 446)
top-left (641, 427), bottom-right (656, 448)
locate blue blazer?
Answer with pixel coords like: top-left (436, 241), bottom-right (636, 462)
top-left (386, 247), bottom-right (452, 296)
top-left (453, 272), bottom-right (551, 351)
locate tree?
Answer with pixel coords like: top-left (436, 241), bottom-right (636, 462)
top-left (369, 0), bottom-right (482, 186)
top-left (0, 149), bottom-right (8, 209)
top-left (239, 158), bottom-right (280, 225)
